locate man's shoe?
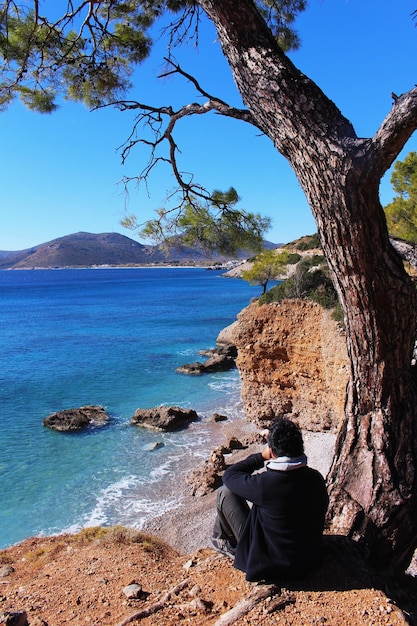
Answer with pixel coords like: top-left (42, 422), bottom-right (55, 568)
top-left (211, 536), bottom-right (236, 559)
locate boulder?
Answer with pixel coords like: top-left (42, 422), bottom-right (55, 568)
top-left (0, 612), bottom-right (29, 626)
top-left (176, 352), bottom-right (236, 376)
top-left (144, 441), bottom-right (165, 451)
top-left (0, 565), bottom-right (14, 578)
top-left (42, 405), bottom-right (109, 432)
top-left (210, 412), bottom-right (228, 422)
top-left (187, 437), bottom-right (252, 497)
top-left (131, 406), bottom-right (198, 432)
top-left (201, 354), bottom-right (236, 373)
top-left (216, 320), bottom-right (239, 345)
top-left (199, 344), bottom-right (237, 358)
top-left (177, 338), bottom-right (238, 376)
top-left (176, 361), bottom-right (206, 375)
top-left (122, 582), bottom-right (149, 600)
top-left (225, 436), bottom-right (245, 451)
top-left (187, 444), bottom-right (233, 496)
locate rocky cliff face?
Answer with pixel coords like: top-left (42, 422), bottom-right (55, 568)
top-left (232, 299), bottom-right (349, 433)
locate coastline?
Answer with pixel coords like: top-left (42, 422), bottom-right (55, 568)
top-left (0, 264), bottom-right (337, 558)
top-left (0, 267), bottom-right (260, 550)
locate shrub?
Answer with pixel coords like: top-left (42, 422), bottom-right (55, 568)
top-left (331, 302), bottom-right (344, 323)
top-left (295, 233), bottom-right (320, 250)
top-left (259, 280), bottom-right (292, 304)
top-left (286, 252), bottom-right (302, 264)
top-left (309, 280), bottom-right (339, 309)
top-left (259, 254), bottom-right (341, 317)
top-left (309, 254), bottom-right (326, 266)
top-left (23, 541), bottom-right (67, 568)
top-left (73, 525), bottom-right (170, 556)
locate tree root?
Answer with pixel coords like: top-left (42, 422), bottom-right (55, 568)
top-left (213, 584), bottom-right (279, 626)
top-left (115, 578), bottom-right (191, 626)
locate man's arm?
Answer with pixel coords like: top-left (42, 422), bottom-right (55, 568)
top-left (222, 446), bottom-right (271, 503)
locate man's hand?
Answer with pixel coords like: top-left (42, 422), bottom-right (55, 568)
top-left (261, 445), bottom-right (273, 461)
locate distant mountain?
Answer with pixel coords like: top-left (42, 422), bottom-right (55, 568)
top-left (0, 232), bottom-right (279, 270)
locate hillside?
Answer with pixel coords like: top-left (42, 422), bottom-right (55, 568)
top-left (0, 232), bottom-right (277, 270)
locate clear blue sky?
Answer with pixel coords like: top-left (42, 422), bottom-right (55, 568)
top-left (1, 0), bottom-right (416, 251)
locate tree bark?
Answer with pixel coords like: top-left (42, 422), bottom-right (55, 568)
top-left (199, 0), bottom-right (417, 571)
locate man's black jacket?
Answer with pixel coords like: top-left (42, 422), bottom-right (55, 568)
top-left (223, 452), bottom-right (329, 582)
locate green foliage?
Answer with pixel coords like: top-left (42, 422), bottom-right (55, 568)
top-left (133, 188), bottom-right (271, 255)
top-left (307, 270), bottom-right (339, 308)
top-left (255, 0), bottom-right (307, 51)
top-left (17, 85), bottom-right (57, 112)
top-left (306, 254), bottom-right (326, 266)
top-left (258, 255), bottom-right (340, 313)
top-left (286, 252), bottom-right (301, 264)
top-left (384, 152), bottom-right (417, 243)
top-left (242, 249), bottom-right (290, 294)
top-left (0, 0), bottom-right (306, 111)
top-left (72, 525), bottom-right (170, 555)
top-left (0, 0), bottom-right (155, 111)
top-left (259, 280), bottom-right (288, 304)
top-left (331, 301), bottom-right (344, 323)
top-left (295, 233), bottom-right (320, 250)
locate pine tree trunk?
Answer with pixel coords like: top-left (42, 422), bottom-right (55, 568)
top-left (200, 0), bottom-right (417, 571)
top-left (310, 173), bottom-right (417, 573)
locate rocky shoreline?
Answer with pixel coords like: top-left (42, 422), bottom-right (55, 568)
top-left (38, 296), bottom-right (346, 553)
top-left (40, 391), bottom-right (337, 557)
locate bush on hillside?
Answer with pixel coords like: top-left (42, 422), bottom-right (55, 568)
top-left (286, 252), bottom-right (302, 264)
top-left (331, 301), bottom-right (344, 323)
top-left (259, 255), bottom-right (342, 321)
top-left (295, 233), bottom-right (320, 250)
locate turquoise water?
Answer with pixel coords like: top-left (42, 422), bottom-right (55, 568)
top-left (0, 267), bottom-right (262, 549)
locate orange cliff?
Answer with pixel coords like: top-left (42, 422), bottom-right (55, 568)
top-left (221, 299), bottom-right (349, 433)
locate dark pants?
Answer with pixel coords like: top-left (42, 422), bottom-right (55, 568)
top-left (212, 485), bottom-right (250, 547)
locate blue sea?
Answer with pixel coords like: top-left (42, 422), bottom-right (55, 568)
top-left (0, 267), bottom-right (263, 550)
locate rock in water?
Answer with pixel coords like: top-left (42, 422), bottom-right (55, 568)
top-left (42, 405), bottom-right (109, 432)
top-left (131, 406), bottom-right (198, 431)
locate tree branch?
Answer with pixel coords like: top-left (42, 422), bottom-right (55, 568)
top-left (390, 236), bottom-right (417, 272)
top-left (115, 578), bottom-right (191, 626)
top-left (162, 4), bottom-right (202, 52)
top-left (371, 85), bottom-right (417, 176)
top-left (111, 59), bottom-right (260, 206)
top-left (213, 584), bottom-right (279, 626)
top-left (159, 57), bottom-right (258, 125)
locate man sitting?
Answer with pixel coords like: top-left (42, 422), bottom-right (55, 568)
top-left (211, 417), bottom-right (329, 582)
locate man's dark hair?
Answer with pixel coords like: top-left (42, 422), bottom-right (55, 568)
top-left (267, 418), bottom-right (304, 457)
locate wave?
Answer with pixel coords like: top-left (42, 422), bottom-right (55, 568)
top-left (63, 474), bottom-right (182, 532)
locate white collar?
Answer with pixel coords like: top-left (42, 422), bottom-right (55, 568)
top-left (266, 454), bottom-right (307, 472)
